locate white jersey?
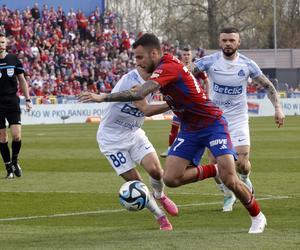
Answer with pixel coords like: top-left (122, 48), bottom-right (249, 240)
top-left (195, 51), bottom-right (262, 122)
top-left (97, 69), bottom-right (152, 149)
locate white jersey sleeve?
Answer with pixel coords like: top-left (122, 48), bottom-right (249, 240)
top-left (97, 69), bottom-right (150, 148)
top-left (195, 52), bottom-right (263, 122)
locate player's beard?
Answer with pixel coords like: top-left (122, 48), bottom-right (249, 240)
top-left (146, 61), bottom-right (156, 73)
top-left (0, 49), bottom-right (6, 57)
top-left (222, 47), bottom-right (237, 57)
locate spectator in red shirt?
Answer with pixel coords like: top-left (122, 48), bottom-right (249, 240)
top-left (10, 14), bottom-right (22, 38)
top-left (77, 11), bottom-right (88, 40)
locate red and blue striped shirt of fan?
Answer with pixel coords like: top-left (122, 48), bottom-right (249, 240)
top-left (149, 53), bottom-right (223, 131)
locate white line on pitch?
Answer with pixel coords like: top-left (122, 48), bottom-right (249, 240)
top-left (178, 195), bottom-right (290, 207)
top-left (0, 195), bottom-right (289, 222)
top-left (0, 190), bottom-right (284, 197)
top-left (0, 190), bottom-right (226, 196)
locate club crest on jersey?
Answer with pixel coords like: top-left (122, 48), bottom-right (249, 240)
top-left (238, 69), bottom-right (245, 77)
top-left (7, 68), bottom-right (14, 77)
top-left (151, 69), bottom-right (162, 79)
top-left (150, 72), bottom-right (160, 78)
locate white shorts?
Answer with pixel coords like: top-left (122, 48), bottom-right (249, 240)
top-left (98, 130), bottom-right (155, 175)
top-left (227, 118), bottom-right (250, 147)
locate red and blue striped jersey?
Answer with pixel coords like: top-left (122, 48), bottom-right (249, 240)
top-left (150, 53), bottom-right (223, 131)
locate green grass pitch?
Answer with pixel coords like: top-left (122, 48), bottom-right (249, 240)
top-left (0, 116), bottom-right (299, 249)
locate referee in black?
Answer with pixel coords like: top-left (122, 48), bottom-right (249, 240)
top-left (0, 32), bottom-right (32, 178)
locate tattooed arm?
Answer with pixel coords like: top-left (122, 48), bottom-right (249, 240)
top-left (134, 99), bottom-right (170, 117)
top-left (192, 64), bottom-right (202, 76)
top-left (78, 80), bottom-right (160, 103)
top-left (252, 74), bottom-right (285, 127)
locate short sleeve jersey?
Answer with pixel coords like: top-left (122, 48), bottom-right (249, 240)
top-left (194, 51), bottom-right (263, 121)
top-left (150, 53), bottom-right (223, 131)
top-left (0, 54), bottom-right (24, 96)
top-left (98, 69), bottom-right (152, 146)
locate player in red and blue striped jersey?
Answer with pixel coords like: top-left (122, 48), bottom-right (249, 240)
top-left (78, 33), bottom-right (266, 234)
top-left (160, 44), bottom-right (210, 158)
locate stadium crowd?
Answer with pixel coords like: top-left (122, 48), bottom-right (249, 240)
top-left (0, 3), bottom-right (233, 101)
top-left (0, 3), bottom-right (143, 98)
top-left (1, 3), bottom-right (298, 101)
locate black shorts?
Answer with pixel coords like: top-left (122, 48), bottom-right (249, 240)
top-left (0, 95), bottom-right (21, 129)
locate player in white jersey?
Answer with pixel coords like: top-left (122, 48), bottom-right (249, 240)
top-left (194, 27), bottom-right (285, 212)
top-left (93, 67), bottom-right (178, 231)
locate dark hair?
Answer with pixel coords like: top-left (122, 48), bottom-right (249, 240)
top-left (0, 32), bottom-right (5, 37)
top-left (181, 44), bottom-right (191, 51)
top-left (132, 33), bottom-right (161, 51)
top-left (220, 27), bottom-right (239, 34)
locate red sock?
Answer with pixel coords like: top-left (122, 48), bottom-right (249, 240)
top-left (196, 164), bottom-right (217, 180)
top-left (243, 196), bottom-right (261, 217)
top-left (169, 123), bottom-right (180, 146)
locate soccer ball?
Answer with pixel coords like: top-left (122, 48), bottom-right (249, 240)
top-left (119, 180), bottom-right (150, 211)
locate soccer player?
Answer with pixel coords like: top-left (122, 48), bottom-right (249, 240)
top-left (193, 27), bottom-right (285, 212)
top-left (0, 32), bottom-right (32, 178)
top-left (79, 33), bottom-right (267, 234)
top-left (160, 44), bottom-right (209, 158)
top-left (83, 67), bottom-right (178, 231)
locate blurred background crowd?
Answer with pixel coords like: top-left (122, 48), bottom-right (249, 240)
top-left (1, 3), bottom-right (300, 104)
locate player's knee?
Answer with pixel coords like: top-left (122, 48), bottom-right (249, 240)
top-left (0, 135), bottom-right (8, 143)
top-left (163, 175), bottom-right (180, 187)
top-left (12, 135), bottom-right (21, 142)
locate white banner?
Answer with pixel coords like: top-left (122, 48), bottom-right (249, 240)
top-left (20, 98), bottom-right (299, 125)
top-left (21, 103), bottom-right (107, 125)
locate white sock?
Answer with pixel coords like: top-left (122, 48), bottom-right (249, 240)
top-left (223, 185), bottom-right (234, 197)
top-left (217, 183), bottom-right (225, 193)
top-left (217, 181), bottom-right (234, 196)
top-left (239, 173), bottom-right (253, 192)
top-left (239, 173), bottom-right (250, 181)
top-left (150, 177), bottom-right (164, 199)
top-left (146, 195), bottom-right (164, 219)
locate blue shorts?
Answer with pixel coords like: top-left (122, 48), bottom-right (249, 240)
top-left (168, 116), bottom-right (236, 163)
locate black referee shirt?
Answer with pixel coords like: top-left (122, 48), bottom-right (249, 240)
top-left (0, 54), bottom-right (24, 96)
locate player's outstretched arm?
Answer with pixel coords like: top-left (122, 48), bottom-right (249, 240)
top-left (134, 99), bottom-right (170, 117)
top-left (78, 80), bottom-right (160, 103)
top-left (253, 74), bottom-right (285, 127)
top-left (77, 92), bottom-right (107, 103)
